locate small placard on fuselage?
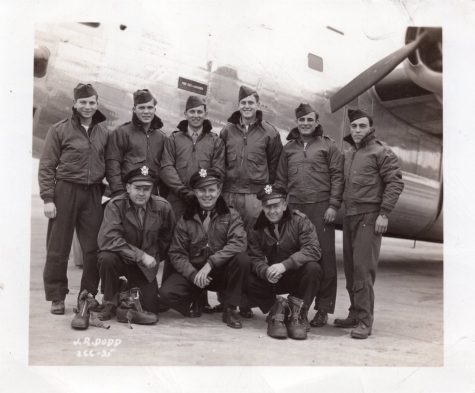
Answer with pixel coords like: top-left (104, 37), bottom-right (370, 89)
top-left (178, 77), bottom-right (208, 96)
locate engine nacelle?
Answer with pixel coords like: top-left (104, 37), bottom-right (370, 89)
top-left (404, 27), bottom-right (442, 100)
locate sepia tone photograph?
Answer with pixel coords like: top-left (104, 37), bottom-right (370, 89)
top-left (2, 0), bottom-right (475, 392)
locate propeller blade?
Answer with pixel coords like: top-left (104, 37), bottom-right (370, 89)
top-left (330, 31), bottom-right (427, 113)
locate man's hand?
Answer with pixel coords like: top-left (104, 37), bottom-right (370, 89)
top-left (141, 253), bottom-right (157, 269)
top-left (193, 262), bottom-right (212, 288)
top-left (266, 263), bottom-right (286, 283)
top-left (323, 207), bottom-right (337, 225)
top-left (375, 214), bottom-right (389, 235)
top-left (44, 202), bottom-right (57, 219)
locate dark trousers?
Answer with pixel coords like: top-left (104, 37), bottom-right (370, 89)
top-left (43, 180), bottom-right (102, 301)
top-left (98, 251), bottom-right (159, 313)
top-left (158, 252), bottom-right (249, 316)
top-left (291, 201), bottom-right (337, 313)
top-left (343, 212), bottom-right (382, 327)
top-left (244, 262), bottom-right (322, 314)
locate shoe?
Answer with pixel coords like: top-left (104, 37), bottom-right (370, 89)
top-left (116, 287), bottom-right (158, 325)
top-left (222, 306), bottom-right (242, 329)
top-left (211, 303), bottom-right (224, 313)
top-left (266, 296), bottom-right (289, 339)
top-left (97, 302), bottom-right (116, 321)
top-left (202, 303), bottom-right (214, 314)
top-left (334, 315), bottom-right (358, 328)
top-left (286, 295), bottom-right (307, 340)
top-left (350, 321), bottom-right (372, 339)
top-left (310, 310), bottom-right (328, 327)
top-left (239, 307), bottom-right (254, 319)
top-left (188, 300), bottom-right (202, 318)
top-left (71, 290), bottom-right (92, 330)
top-left (51, 300), bottom-right (65, 315)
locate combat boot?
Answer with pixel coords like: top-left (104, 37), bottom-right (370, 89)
top-left (334, 314), bottom-right (358, 328)
top-left (71, 290), bottom-right (93, 330)
top-left (116, 287), bottom-right (158, 326)
top-left (310, 310), bottom-right (328, 327)
top-left (286, 295), bottom-right (307, 340)
top-left (350, 321), bottom-right (372, 339)
top-left (266, 296), bottom-right (289, 339)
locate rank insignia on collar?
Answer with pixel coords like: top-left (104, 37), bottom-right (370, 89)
top-left (141, 166), bottom-right (149, 176)
top-left (199, 168), bottom-right (207, 178)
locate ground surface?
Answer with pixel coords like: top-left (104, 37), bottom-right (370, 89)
top-left (29, 195), bottom-right (443, 366)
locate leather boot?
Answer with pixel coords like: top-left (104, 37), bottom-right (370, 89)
top-left (350, 321), bottom-right (372, 339)
top-left (286, 295), bottom-right (307, 340)
top-left (116, 287), bottom-right (158, 326)
top-left (266, 296), bottom-right (288, 339)
top-left (97, 302), bottom-right (116, 321)
top-left (71, 290), bottom-right (92, 330)
top-left (334, 314), bottom-right (358, 328)
top-left (310, 310), bottom-right (328, 327)
top-left (51, 300), bottom-right (65, 315)
top-left (222, 305), bottom-right (242, 328)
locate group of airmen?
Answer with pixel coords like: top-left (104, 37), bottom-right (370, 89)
top-left (38, 82), bottom-right (404, 341)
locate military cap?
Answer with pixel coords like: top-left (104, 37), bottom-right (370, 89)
top-left (73, 83), bottom-right (98, 100)
top-left (185, 95), bottom-right (206, 111)
top-left (123, 165), bottom-right (157, 184)
top-left (189, 168), bottom-right (223, 189)
top-left (295, 103), bottom-right (319, 120)
top-left (348, 108), bottom-right (372, 124)
top-left (257, 184), bottom-right (287, 205)
top-left (133, 89), bottom-right (156, 106)
top-left (238, 85), bottom-right (258, 102)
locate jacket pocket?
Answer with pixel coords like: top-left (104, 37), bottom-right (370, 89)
top-left (247, 152), bottom-right (267, 183)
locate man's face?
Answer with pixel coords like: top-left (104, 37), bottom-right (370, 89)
top-left (262, 198), bottom-right (287, 224)
top-left (133, 99), bottom-right (156, 124)
top-left (239, 94), bottom-right (259, 121)
top-left (297, 112), bottom-right (318, 136)
top-left (194, 183), bottom-right (221, 210)
top-left (73, 95), bottom-right (98, 120)
top-left (185, 105), bottom-right (207, 130)
top-left (126, 181), bottom-right (153, 206)
top-left (350, 117), bottom-right (372, 145)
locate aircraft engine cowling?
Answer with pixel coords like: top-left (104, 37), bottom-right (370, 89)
top-left (404, 27), bottom-right (442, 100)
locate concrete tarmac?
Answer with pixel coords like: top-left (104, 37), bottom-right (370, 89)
top-left (29, 195), bottom-right (443, 366)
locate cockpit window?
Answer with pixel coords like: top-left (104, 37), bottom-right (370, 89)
top-left (308, 53), bottom-right (323, 72)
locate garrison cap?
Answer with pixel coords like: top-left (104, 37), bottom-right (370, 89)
top-left (185, 95), bottom-right (206, 111)
top-left (238, 85), bottom-right (258, 102)
top-left (189, 168), bottom-right (223, 189)
top-left (348, 108), bottom-right (372, 123)
top-left (123, 165), bottom-right (157, 184)
top-left (74, 83), bottom-right (98, 100)
top-left (257, 184), bottom-right (287, 205)
top-left (133, 89), bottom-right (156, 106)
top-left (295, 103), bottom-right (318, 120)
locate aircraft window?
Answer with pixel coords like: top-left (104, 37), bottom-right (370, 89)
top-left (308, 53), bottom-right (323, 72)
top-left (79, 23), bottom-right (100, 28)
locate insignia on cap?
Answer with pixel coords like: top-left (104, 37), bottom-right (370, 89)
top-left (199, 168), bottom-right (207, 178)
top-left (141, 166), bottom-right (149, 176)
top-left (264, 184), bottom-right (272, 194)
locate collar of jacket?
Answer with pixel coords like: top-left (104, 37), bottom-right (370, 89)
top-left (183, 195), bottom-right (230, 220)
top-left (286, 124), bottom-right (323, 142)
top-left (176, 119), bottom-right (213, 134)
top-left (227, 110), bottom-right (263, 126)
top-left (343, 129), bottom-right (376, 148)
top-left (71, 107), bottom-right (106, 128)
top-left (132, 113), bottom-right (164, 130)
top-left (253, 205), bottom-right (293, 231)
